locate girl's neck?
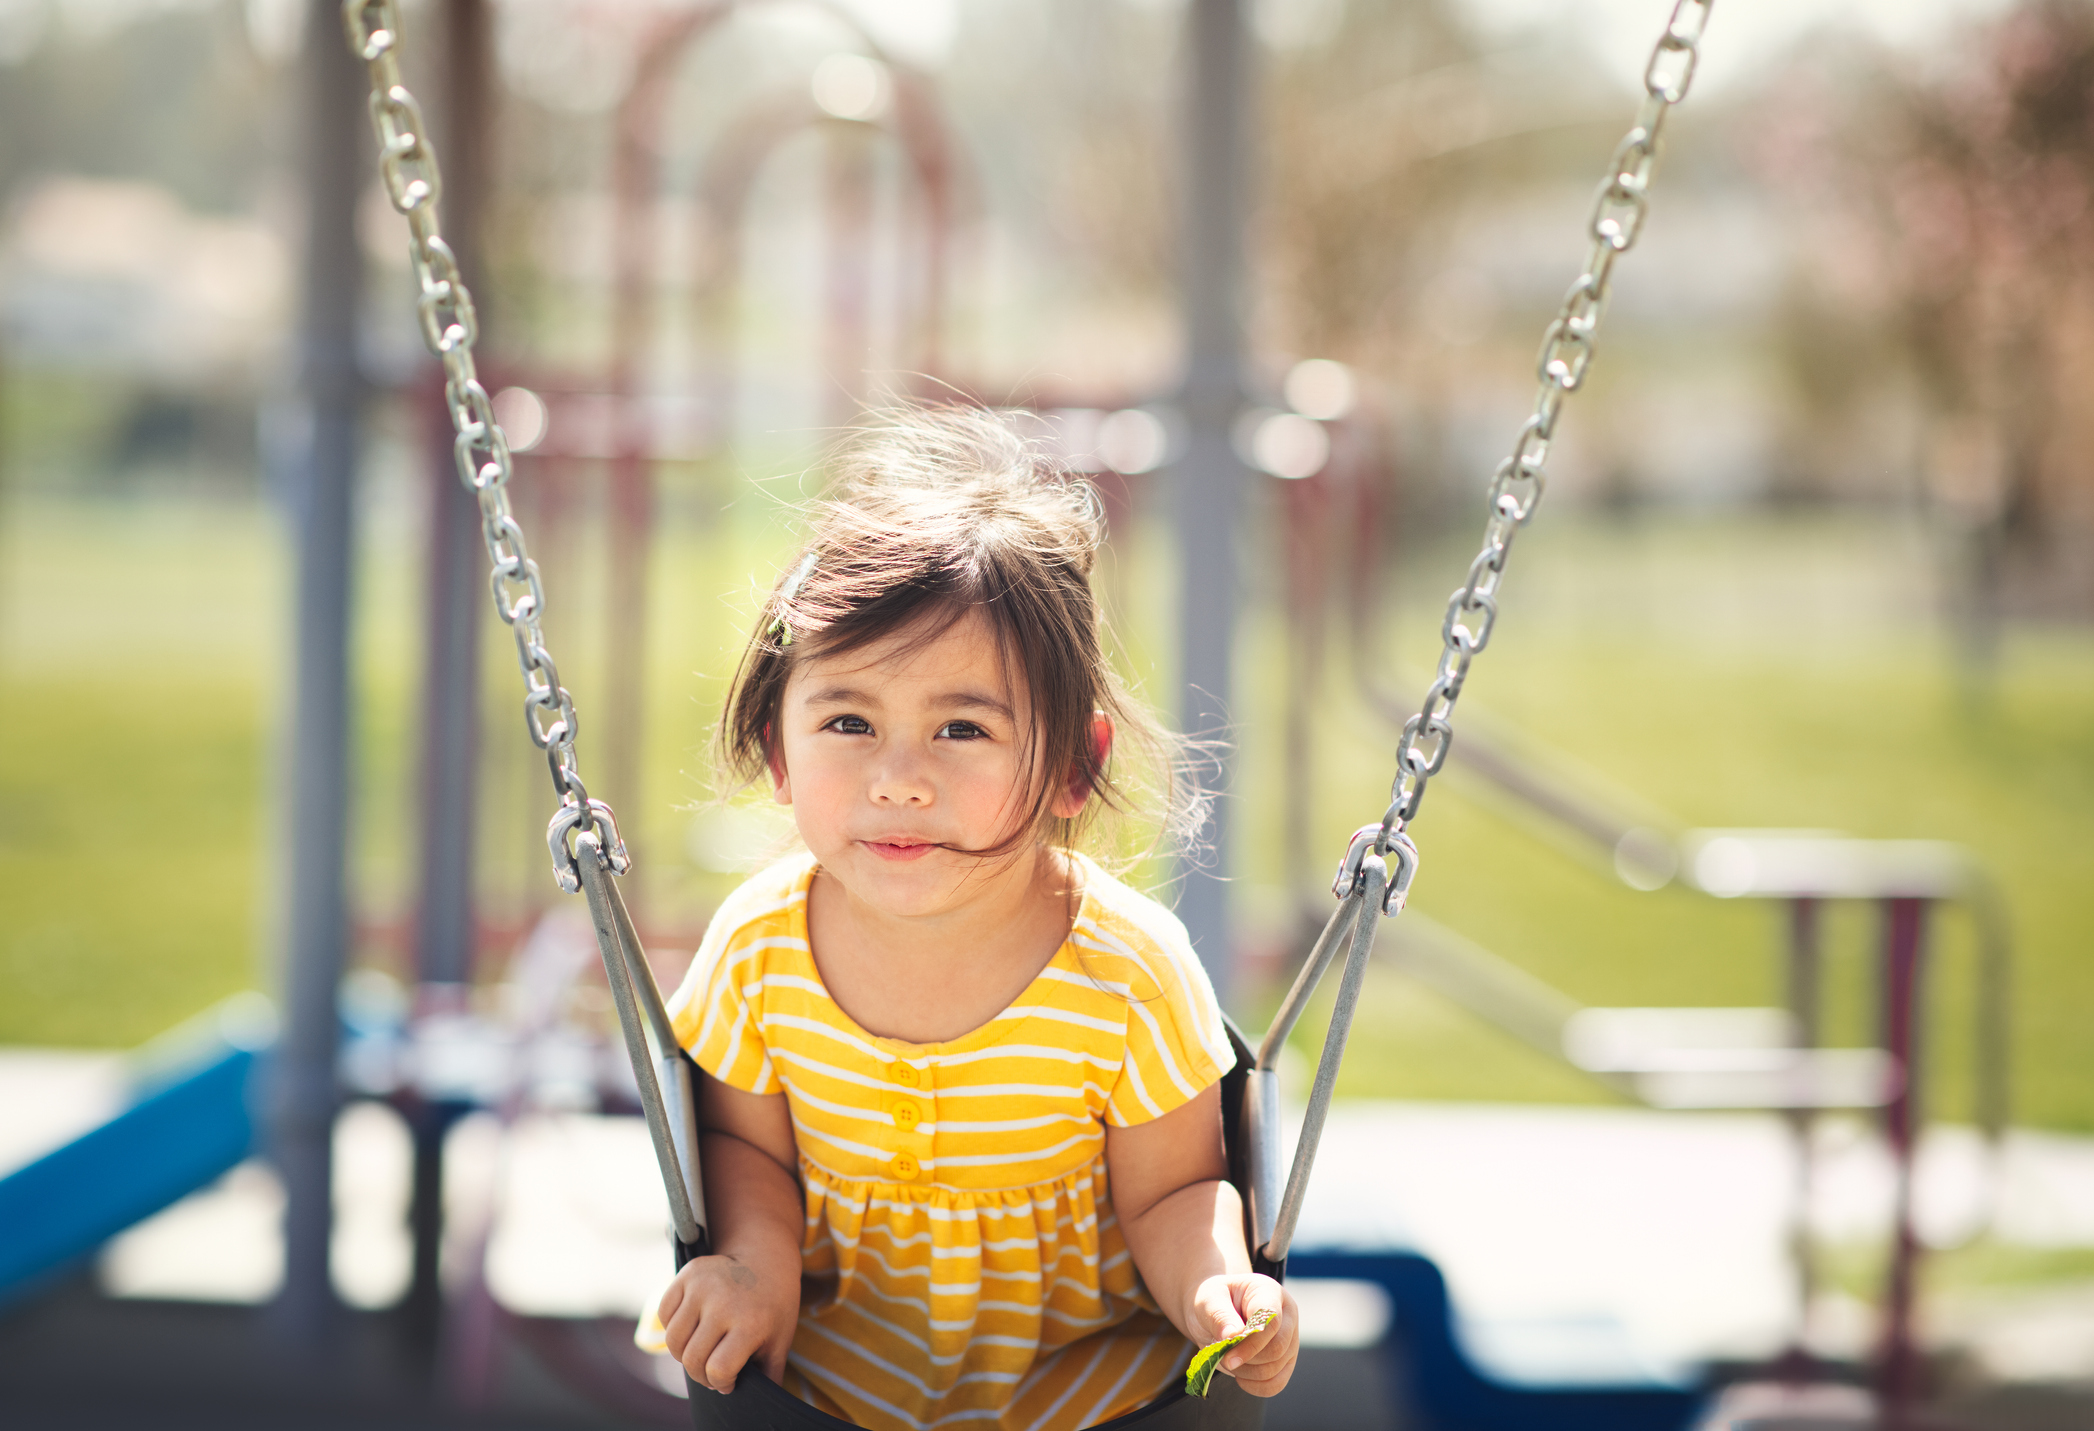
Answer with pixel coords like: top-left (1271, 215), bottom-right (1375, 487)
top-left (807, 843), bottom-right (1082, 1045)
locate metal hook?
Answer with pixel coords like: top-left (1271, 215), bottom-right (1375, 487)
top-left (547, 799), bottom-right (631, 894)
top-left (1333, 823), bottom-right (1421, 916)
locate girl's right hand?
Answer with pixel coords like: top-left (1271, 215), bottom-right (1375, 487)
top-left (657, 1250), bottom-right (799, 1392)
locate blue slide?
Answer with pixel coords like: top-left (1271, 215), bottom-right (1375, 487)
top-left (0, 1003), bottom-right (271, 1310)
top-left (1289, 1249), bottom-right (1705, 1431)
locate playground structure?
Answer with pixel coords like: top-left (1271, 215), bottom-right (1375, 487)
top-left (0, 2), bottom-right (2030, 1429)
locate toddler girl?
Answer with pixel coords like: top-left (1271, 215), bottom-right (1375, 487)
top-left (652, 408), bottom-right (1298, 1430)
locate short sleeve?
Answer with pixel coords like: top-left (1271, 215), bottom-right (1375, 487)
top-left (1081, 869), bottom-right (1235, 1129)
top-left (666, 879), bottom-right (788, 1096)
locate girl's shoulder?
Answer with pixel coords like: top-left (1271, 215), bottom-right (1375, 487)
top-left (1066, 853), bottom-right (1214, 1006)
top-left (1067, 853), bottom-right (1236, 1116)
top-left (707, 848), bottom-right (818, 947)
top-left (666, 850), bottom-right (815, 1023)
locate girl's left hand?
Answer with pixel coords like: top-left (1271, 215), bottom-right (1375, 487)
top-left (1187, 1273), bottom-right (1298, 1397)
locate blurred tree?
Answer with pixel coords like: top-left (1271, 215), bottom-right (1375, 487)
top-left (0, 5), bottom-right (275, 216)
top-left (1258, 0), bottom-right (1483, 369)
top-left (1754, 1), bottom-right (2094, 669)
top-left (1250, 0), bottom-right (1636, 541)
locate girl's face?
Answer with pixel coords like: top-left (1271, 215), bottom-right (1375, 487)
top-left (770, 611), bottom-right (1068, 920)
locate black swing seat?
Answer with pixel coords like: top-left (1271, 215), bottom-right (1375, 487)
top-left (685, 1360), bottom-right (1266, 1431)
top-left (677, 1021), bottom-right (1274, 1431)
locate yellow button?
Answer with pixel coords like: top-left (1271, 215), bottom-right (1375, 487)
top-left (890, 1062), bottom-right (920, 1087)
top-left (891, 1099), bottom-right (922, 1130)
top-left (892, 1154), bottom-right (921, 1180)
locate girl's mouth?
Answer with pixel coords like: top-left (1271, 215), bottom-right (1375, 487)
top-left (863, 838), bottom-right (938, 862)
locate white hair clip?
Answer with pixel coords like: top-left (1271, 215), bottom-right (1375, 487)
top-left (768, 551), bottom-right (819, 647)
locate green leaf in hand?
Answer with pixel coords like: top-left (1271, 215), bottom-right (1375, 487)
top-left (1185, 1309), bottom-right (1275, 1397)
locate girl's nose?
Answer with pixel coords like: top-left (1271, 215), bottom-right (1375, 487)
top-left (867, 750), bottom-right (935, 806)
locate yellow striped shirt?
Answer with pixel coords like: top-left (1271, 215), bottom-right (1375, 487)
top-left (667, 850), bottom-right (1233, 1431)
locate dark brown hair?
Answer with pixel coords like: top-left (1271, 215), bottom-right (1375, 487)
top-left (717, 406), bottom-right (1198, 861)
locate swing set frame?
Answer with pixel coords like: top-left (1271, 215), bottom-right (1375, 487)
top-left (339, 0), bottom-right (1716, 1424)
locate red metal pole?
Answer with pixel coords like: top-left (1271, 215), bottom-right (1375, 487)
top-left (824, 118), bottom-right (877, 422)
top-left (600, 10), bottom-right (732, 880)
top-left (602, 15), bottom-right (704, 880)
top-left (1878, 895), bottom-right (1930, 1423)
top-left (1781, 895), bottom-right (1822, 1377)
top-left (892, 74), bottom-right (952, 382)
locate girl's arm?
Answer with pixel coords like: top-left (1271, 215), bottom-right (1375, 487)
top-left (656, 1071), bottom-right (803, 1392)
top-left (1105, 1082), bottom-right (1299, 1397)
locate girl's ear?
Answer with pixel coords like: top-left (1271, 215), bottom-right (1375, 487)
top-left (766, 724), bottom-right (792, 806)
top-left (1050, 713), bottom-right (1114, 819)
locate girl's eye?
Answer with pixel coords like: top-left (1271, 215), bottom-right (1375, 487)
top-left (937, 720), bottom-right (988, 741)
top-left (824, 715), bottom-right (872, 735)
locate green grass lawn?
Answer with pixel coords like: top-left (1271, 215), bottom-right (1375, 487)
top-left (1234, 510), bottom-right (2094, 1129)
top-left (3, 490), bottom-right (2090, 1131)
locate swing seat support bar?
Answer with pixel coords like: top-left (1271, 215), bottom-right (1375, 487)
top-left (575, 833), bottom-right (706, 1251)
top-left (1245, 830), bottom-right (1418, 1267)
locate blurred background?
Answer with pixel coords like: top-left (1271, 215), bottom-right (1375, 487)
top-left (1, 0), bottom-right (2092, 1428)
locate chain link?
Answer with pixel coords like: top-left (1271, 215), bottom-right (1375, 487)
top-left (1372, 0), bottom-right (1712, 853)
top-left (343, 0), bottom-right (628, 892)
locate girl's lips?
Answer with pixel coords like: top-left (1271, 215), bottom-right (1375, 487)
top-left (862, 838), bottom-right (938, 862)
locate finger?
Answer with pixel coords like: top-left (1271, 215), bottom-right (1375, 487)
top-left (1232, 1348), bottom-right (1297, 1398)
top-left (1236, 1308), bottom-right (1297, 1369)
top-left (661, 1284), bottom-right (705, 1361)
top-left (1228, 1315), bottom-right (1296, 1386)
top-left (704, 1325), bottom-right (762, 1394)
top-left (657, 1277), bottom-right (686, 1328)
top-left (1220, 1279), bottom-right (1286, 1370)
top-left (1231, 1308), bottom-right (1298, 1396)
top-left (761, 1332), bottom-right (791, 1386)
top-left (680, 1316), bottom-right (732, 1392)
top-left (1193, 1282), bottom-right (1244, 1343)
top-left (1233, 1296), bottom-right (1294, 1365)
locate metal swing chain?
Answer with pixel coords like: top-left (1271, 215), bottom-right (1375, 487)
top-left (342, 0), bottom-right (627, 893)
top-left (1257, 5), bottom-right (1717, 1266)
top-left (1368, 0), bottom-right (1714, 862)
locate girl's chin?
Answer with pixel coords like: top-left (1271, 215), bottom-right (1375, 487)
top-left (822, 849), bottom-right (999, 913)
top-left (828, 844), bottom-right (951, 887)
top-left (817, 838), bottom-right (1034, 897)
